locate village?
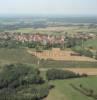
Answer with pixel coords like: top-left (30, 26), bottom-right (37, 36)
top-left (0, 31), bottom-right (96, 45)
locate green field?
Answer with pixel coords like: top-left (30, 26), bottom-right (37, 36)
top-left (40, 59), bottom-right (97, 68)
top-left (83, 39), bottom-right (97, 50)
top-left (7, 28), bottom-right (36, 33)
top-left (47, 76), bottom-right (97, 100)
top-left (0, 48), bottom-right (38, 66)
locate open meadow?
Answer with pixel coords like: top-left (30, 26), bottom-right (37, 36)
top-left (83, 39), bottom-right (97, 50)
top-left (0, 48), bottom-right (38, 66)
top-left (46, 76), bottom-right (97, 100)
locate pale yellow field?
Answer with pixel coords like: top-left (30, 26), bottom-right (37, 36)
top-left (28, 48), bottom-right (97, 62)
top-left (66, 68), bottom-right (97, 75)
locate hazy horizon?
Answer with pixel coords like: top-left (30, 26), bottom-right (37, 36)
top-left (0, 0), bottom-right (97, 16)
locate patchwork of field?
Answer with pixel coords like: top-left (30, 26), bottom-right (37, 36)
top-left (8, 26), bottom-right (97, 35)
top-left (0, 48), bottom-right (97, 68)
top-left (45, 76), bottom-right (97, 100)
top-left (1, 48), bottom-right (97, 100)
top-left (29, 48), bottom-right (97, 62)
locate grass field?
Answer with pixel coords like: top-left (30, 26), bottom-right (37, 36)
top-left (0, 48), bottom-right (38, 66)
top-left (83, 39), bottom-right (97, 50)
top-left (46, 76), bottom-right (97, 100)
top-left (39, 59), bottom-right (97, 68)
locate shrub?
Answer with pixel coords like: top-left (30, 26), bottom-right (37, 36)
top-left (46, 69), bottom-right (79, 80)
top-left (73, 47), bottom-right (93, 58)
top-left (81, 73), bottom-right (88, 77)
top-left (0, 64), bottom-right (44, 88)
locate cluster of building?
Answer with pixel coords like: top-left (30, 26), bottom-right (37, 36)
top-left (74, 32), bottom-right (97, 39)
top-left (0, 32), bottom-right (65, 45)
top-left (0, 32), bottom-right (97, 45)
top-left (15, 33), bottom-right (65, 44)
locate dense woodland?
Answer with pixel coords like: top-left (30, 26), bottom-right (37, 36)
top-left (46, 69), bottom-right (87, 80)
top-left (0, 64), bottom-right (49, 100)
top-left (0, 63), bottom-right (84, 100)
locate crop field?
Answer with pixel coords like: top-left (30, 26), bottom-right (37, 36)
top-left (30, 48), bottom-right (97, 62)
top-left (7, 26), bottom-right (97, 35)
top-left (0, 48), bottom-right (97, 68)
top-left (7, 28), bottom-right (36, 33)
top-left (46, 76), bottom-right (97, 100)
